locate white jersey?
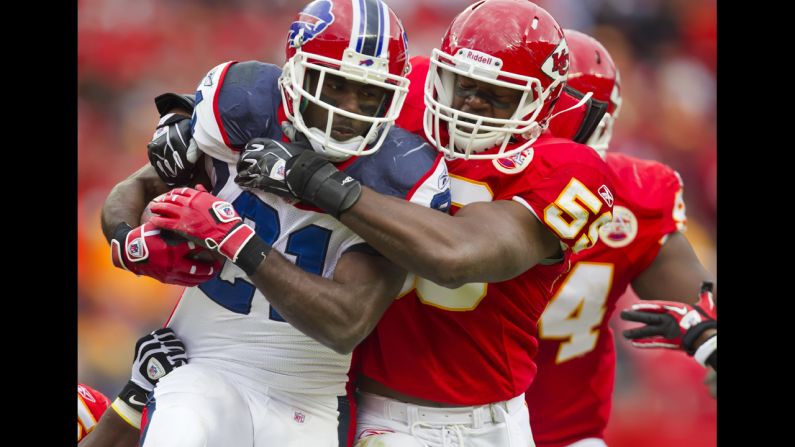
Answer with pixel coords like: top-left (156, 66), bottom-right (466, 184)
top-left (167, 159), bottom-right (363, 395)
top-left (165, 60), bottom-right (451, 397)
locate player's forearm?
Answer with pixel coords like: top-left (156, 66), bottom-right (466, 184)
top-left (79, 409), bottom-right (141, 447)
top-left (341, 189), bottom-right (549, 287)
top-left (632, 231), bottom-right (715, 303)
top-left (101, 164), bottom-right (169, 242)
top-left (248, 251), bottom-right (403, 354)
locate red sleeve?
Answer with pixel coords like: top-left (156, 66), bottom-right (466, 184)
top-left (513, 160), bottom-right (615, 253)
top-left (606, 154), bottom-right (688, 276)
top-left (78, 384), bottom-right (111, 440)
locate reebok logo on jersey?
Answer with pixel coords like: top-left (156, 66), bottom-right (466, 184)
top-left (438, 170), bottom-right (449, 190)
top-left (78, 385), bottom-right (95, 403)
top-left (204, 68), bottom-right (217, 87)
top-left (341, 176), bottom-right (355, 185)
top-left (598, 185), bottom-right (614, 207)
top-left (293, 411), bottom-right (306, 424)
top-left (288, 0), bottom-right (335, 48)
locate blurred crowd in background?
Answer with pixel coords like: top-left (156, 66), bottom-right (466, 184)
top-left (77, 1), bottom-right (716, 445)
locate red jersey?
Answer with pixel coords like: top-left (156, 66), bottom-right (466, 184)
top-left (77, 383), bottom-right (111, 442)
top-left (526, 153), bottom-right (686, 447)
top-left (355, 57), bottom-right (615, 406)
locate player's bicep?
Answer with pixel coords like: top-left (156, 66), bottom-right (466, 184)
top-left (332, 249), bottom-right (407, 301)
top-left (631, 231), bottom-right (713, 302)
top-left (455, 200), bottom-right (561, 274)
top-left (131, 163), bottom-right (172, 198)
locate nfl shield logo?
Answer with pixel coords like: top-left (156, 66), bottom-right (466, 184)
top-left (127, 237), bottom-right (147, 261)
top-left (212, 201), bottom-right (240, 223)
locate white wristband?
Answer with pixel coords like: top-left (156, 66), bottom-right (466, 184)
top-left (693, 334), bottom-right (717, 367)
top-left (111, 397), bottom-right (143, 429)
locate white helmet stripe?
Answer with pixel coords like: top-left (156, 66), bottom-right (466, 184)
top-left (376, 0), bottom-right (389, 58)
top-left (349, 0), bottom-right (362, 53)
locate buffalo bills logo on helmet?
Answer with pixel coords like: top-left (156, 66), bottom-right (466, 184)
top-left (359, 59), bottom-right (374, 66)
top-left (288, 0), bottom-right (335, 48)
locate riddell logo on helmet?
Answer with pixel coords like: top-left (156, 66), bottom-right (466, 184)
top-left (459, 49), bottom-right (503, 69)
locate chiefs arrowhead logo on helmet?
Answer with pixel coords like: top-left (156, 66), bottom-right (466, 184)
top-left (542, 38), bottom-right (570, 81)
top-left (288, 0), bottom-right (336, 48)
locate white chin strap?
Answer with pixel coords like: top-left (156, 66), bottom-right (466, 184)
top-left (305, 127), bottom-right (366, 162)
top-left (281, 121), bottom-right (364, 162)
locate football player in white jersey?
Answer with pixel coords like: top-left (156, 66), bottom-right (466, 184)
top-left (99, 1), bottom-right (449, 446)
top-left (80, 328), bottom-right (187, 446)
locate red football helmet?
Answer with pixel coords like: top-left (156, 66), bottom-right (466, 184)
top-left (547, 29), bottom-right (622, 157)
top-left (279, 0), bottom-right (411, 160)
top-left (424, 0), bottom-right (569, 160)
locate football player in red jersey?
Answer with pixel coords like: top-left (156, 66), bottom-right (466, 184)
top-left (242, 1), bottom-right (615, 445)
top-left (78, 384), bottom-right (111, 442)
top-left (524, 29), bottom-right (717, 447)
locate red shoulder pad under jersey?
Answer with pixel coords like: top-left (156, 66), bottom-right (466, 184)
top-left (78, 383), bottom-right (110, 441)
top-left (510, 136), bottom-right (615, 253)
top-left (395, 55), bottom-right (430, 135)
top-left (598, 153), bottom-right (687, 273)
top-left (606, 153), bottom-right (686, 235)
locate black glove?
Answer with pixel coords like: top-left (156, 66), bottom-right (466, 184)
top-left (235, 137), bottom-right (312, 196)
top-left (285, 150), bottom-right (362, 218)
top-left (154, 92), bottom-right (196, 117)
top-left (147, 113), bottom-right (198, 186)
top-left (117, 328), bottom-right (188, 413)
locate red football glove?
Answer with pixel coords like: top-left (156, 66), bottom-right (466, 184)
top-left (621, 282), bottom-right (717, 355)
top-left (110, 222), bottom-right (221, 287)
top-left (149, 185), bottom-right (271, 275)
